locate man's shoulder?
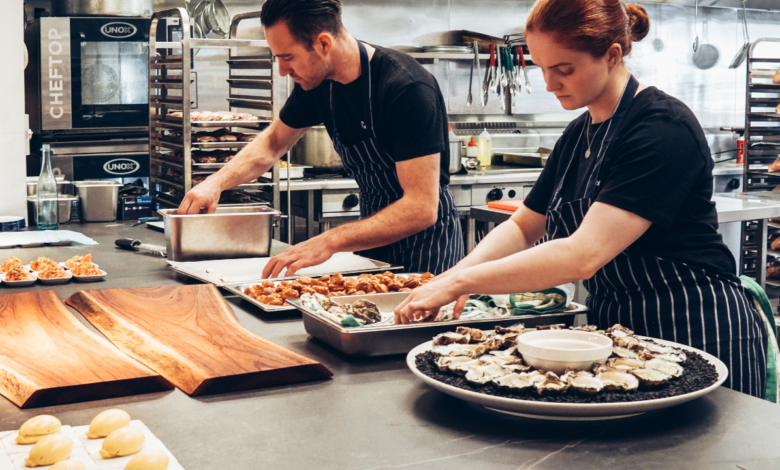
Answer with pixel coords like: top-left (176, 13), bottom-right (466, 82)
top-left (372, 45), bottom-right (441, 95)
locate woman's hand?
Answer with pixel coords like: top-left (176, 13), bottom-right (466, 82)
top-left (394, 273), bottom-right (469, 324)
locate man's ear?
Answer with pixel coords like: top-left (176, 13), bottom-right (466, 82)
top-left (315, 32), bottom-right (334, 56)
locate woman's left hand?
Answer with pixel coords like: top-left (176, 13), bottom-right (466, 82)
top-left (394, 274), bottom-right (466, 324)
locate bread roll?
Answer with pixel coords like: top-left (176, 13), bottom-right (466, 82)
top-left (767, 265), bottom-right (780, 279)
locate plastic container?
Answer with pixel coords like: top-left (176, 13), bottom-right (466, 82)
top-left (477, 128), bottom-right (492, 169)
top-left (37, 144), bottom-right (59, 230)
top-left (466, 137), bottom-right (478, 158)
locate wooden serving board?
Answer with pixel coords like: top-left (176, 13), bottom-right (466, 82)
top-left (0, 291), bottom-right (171, 409)
top-left (66, 285), bottom-right (333, 395)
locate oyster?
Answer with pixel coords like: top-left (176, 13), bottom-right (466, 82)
top-left (535, 371), bottom-right (569, 395)
top-left (612, 346), bottom-right (640, 360)
top-left (495, 323), bottom-right (524, 335)
top-left (449, 359), bottom-right (483, 375)
top-left (607, 357), bottom-right (645, 371)
top-left (481, 335), bottom-right (504, 352)
top-left (465, 363), bottom-right (510, 385)
top-left (536, 323), bottom-right (565, 331)
top-left (492, 373), bottom-right (535, 391)
top-left (435, 355), bottom-right (475, 372)
top-left (432, 332), bottom-right (470, 346)
top-left (432, 343), bottom-right (487, 358)
top-left (644, 358), bottom-right (684, 378)
top-left (640, 351), bottom-right (687, 363)
top-left (606, 324), bottom-right (634, 338)
top-left (497, 332), bottom-right (520, 349)
top-left (570, 325), bottom-right (598, 332)
top-left (456, 326), bottom-right (489, 342)
top-left (614, 335), bottom-right (644, 350)
top-left (596, 368), bottom-right (639, 391)
top-left (568, 371), bottom-right (605, 395)
top-left (313, 293), bottom-right (332, 310)
top-left (520, 370), bottom-right (547, 383)
top-left (349, 299), bottom-right (382, 325)
top-left (644, 342), bottom-right (677, 356)
top-left (632, 368), bottom-right (670, 386)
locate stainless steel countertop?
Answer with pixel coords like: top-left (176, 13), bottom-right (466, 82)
top-left (1, 223), bottom-right (779, 469)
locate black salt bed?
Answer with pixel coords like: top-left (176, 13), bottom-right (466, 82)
top-left (415, 348), bottom-right (719, 404)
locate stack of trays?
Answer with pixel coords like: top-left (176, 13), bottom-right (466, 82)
top-left (0, 217), bottom-right (25, 232)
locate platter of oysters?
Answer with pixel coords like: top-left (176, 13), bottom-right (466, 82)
top-left (408, 324), bottom-right (728, 421)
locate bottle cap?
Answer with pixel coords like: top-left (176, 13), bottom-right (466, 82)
top-left (468, 137), bottom-right (477, 147)
top-left (41, 144), bottom-right (50, 151)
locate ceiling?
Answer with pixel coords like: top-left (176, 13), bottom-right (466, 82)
top-left (639, 0), bottom-right (780, 11)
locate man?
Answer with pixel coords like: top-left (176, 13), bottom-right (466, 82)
top-left (178, 0), bottom-right (463, 277)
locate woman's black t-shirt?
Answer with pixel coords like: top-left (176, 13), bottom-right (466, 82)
top-left (523, 87), bottom-right (737, 279)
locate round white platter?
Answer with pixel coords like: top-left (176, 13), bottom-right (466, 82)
top-left (407, 336), bottom-right (728, 421)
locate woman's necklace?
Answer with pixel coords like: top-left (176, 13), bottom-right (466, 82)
top-left (585, 114), bottom-right (608, 159)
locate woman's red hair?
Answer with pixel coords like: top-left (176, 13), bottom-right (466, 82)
top-left (526, 0), bottom-right (650, 57)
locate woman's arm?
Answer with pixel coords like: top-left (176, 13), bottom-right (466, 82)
top-left (394, 201), bottom-right (651, 322)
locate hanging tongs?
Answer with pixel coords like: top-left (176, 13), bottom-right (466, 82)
top-left (482, 44), bottom-right (494, 106)
top-left (473, 41), bottom-right (485, 107)
top-left (517, 44), bottom-right (531, 94)
top-left (729, 0), bottom-right (750, 69)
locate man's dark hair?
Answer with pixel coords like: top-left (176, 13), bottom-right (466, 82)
top-left (260, 0), bottom-right (344, 49)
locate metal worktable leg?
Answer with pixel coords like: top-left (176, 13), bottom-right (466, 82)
top-left (467, 216), bottom-right (476, 254)
top-left (758, 218), bottom-right (768, 290)
top-left (307, 190), bottom-right (317, 241)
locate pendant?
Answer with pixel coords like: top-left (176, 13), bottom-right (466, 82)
top-left (585, 149), bottom-right (591, 159)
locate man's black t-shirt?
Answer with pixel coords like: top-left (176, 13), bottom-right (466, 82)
top-left (279, 44), bottom-right (450, 185)
top-left (524, 87), bottom-right (737, 279)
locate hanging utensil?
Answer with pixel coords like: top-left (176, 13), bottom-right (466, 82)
top-left (512, 46), bottom-right (522, 94)
top-left (504, 48), bottom-right (517, 96)
top-left (518, 45), bottom-right (531, 94)
top-left (693, 0), bottom-right (700, 52)
top-left (729, 0), bottom-right (750, 69)
top-left (472, 41), bottom-right (485, 107)
top-left (467, 58), bottom-right (474, 107)
top-left (488, 44), bottom-right (497, 93)
top-left (482, 45), bottom-right (491, 106)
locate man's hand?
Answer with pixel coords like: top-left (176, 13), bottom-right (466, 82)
top-left (177, 179), bottom-right (221, 214)
top-left (262, 235), bottom-right (336, 278)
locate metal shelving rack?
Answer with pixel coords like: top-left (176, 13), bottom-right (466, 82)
top-left (148, 8), bottom-right (292, 241)
top-left (741, 38), bottom-right (780, 288)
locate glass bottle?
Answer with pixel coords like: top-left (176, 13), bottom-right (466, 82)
top-left (477, 128), bottom-right (492, 169)
top-left (37, 144), bottom-right (59, 231)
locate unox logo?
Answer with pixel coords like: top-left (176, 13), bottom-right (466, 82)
top-left (100, 22), bottom-right (137, 38)
top-left (104, 158), bottom-right (139, 175)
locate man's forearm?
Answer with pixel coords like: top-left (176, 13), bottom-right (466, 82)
top-left (320, 195), bottom-right (436, 253)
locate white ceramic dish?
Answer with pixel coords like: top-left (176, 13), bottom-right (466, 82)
top-left (37, 270), bottom-right (73, 285)
top-left (0, 272), bottom-right (37, 287)
top-left (59, 261), bottom-right (99, 270)
top-left (72, 269), bottom-right (107, 282)
top-left (516, 330), bottom-right (613, 374)
top-left (407, 337), bottom-right (729, 421)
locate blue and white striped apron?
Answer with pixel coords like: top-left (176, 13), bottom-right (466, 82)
top-left (546, 75), bottom-right (767, 397)
top-left (328, 41), bottom-right (463, 274)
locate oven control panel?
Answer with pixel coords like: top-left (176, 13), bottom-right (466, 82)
top-left (472, 184), bottom-right (532, 206)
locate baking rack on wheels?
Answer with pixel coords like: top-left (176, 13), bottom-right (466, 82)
top-left (741, 37), bottom-right (780, 288)
top-left (148, 8), bottom-right (295, 242)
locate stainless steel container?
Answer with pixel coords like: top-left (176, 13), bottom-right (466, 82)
top-left (159, 205), bottom-right (281, 262)
top-left (53, 0), bottom-right (154, 17)
top-left (27, 196), bottom-right (78, 225)
top-left (290, 126), bottom-right (343, 170)
top-left (27, 180), bottom-right (70, 197)
top-left (449, 140), bottom-right (463, 174)
top-left (75, 181), bottom-right (122, 222)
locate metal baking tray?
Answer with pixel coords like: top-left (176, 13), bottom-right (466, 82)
top-left (287, 292), bottom-right (588, 357)
top-left (160, 115), bottom-right (271, 128)
top-left (262, 165), bottom-right (311, 179)
top-left (223, 272), bottom-right (423, 313)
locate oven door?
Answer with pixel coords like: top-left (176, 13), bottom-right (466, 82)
top-left (69, 17), bottom-right (151, 130)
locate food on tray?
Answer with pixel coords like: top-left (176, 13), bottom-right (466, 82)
top-left (768, 265), bottom-right (780, 279)
top-left (219, 134), bottom-right (238, 142)
top-left (87, 409), bottom-right (131, 439)
top-left (772, 237), bottom-right (780, 251)
top-left (194, 155), bottom-right (218, 164)
top-left (39, 265), bottom-right (68, 280)
top-left (30, 257), bottom-right (57, 271)
top-left (165, 112), bottom-right (183, 118)
top-left (240, 134), bottom-right (256, 142)
top-left (64, 254), bottom-right (92, 269)
top-left (165, 168), bottom-right (182, 180)
top-left (16, 415), bottom-right (62, 444)
top-left (50, 460), bottom-right (86, 470)
top-left (25, 433), bottom-right (74, 467)
top-left (192, 175), bottom-right (208, 185)
top-left (776, 103), bottom-right (780, 115)
top-left (5, 265), bottom-right (31, 281)
top-left (302, 295), bottom-right (384, 327)
top-left (167, 110), bottom-right (261, 122)
top-left (1, 256), bottom-right (23, 272)
top-left (195, 135), bottom-right (218, 142)
top-left (71, 263), bottom-right (101, 276)
top-left (769, 158), bottom-right (780, 173)
top-left (244, 272), bottom-right (434, 307)
top-left (421, 323), bottom-right (689, 397)
top-left (124, 450), bottom-right (169, 470)
top-left (99, 427), bottom-right (145, 459)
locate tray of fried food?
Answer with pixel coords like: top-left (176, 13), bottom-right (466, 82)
top-left (191, 150), bottom-right (237, 169)
top-left (70, 262), bottom-right (107, 282)
top-left (1, 264), bottom-right (36, 286)
top-left (227, 272), bottom-right (433, 312)
top-left (193, 129), bottom-right (255, 145)
top-left (37, 264), bottom-right (72, 284)
top-left (165, 110), bottom-right (265, 127)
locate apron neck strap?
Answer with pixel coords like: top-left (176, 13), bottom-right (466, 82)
top-left (357, 40), bottom-right (375, 137)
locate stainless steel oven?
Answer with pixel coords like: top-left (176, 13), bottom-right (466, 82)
top-left (25, 17), bottom-right (151, 133)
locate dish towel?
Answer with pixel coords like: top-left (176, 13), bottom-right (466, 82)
top-left (740, 275), bottom-right (779, 403)
top-left (509, 288), bottom-right (568, 316)
top-left (0, 230), bottom-right (98, 248)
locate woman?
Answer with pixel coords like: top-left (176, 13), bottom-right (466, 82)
top-left (395, 0), bottom-right (768, 397)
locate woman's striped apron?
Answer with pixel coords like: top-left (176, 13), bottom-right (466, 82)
top-left (327, 41), bottom-right (463, 274)
top-left (546, 75), bottom-right (767, 397)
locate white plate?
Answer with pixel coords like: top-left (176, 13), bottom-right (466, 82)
top-left (37, 270), bottom-right (73, 285)
top-left (406, 336), bottom-right (729, 421)
top-left (72, 269), bottom-right (107, 282)
top-left (0, 272), bottom-right (37, 287)
top-left (59, 262), bottom-right (99, 271)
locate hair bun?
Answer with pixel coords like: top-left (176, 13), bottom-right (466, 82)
top-left (625, 3), bottom-right (650, 42)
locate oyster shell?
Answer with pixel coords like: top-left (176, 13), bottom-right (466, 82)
top-left (456, 326), bottom-right (489, 342)
top-left (631, 368), bottom-right (670, 386)
top-left (570, 325), bottom-right (598, 333)
top-left (644, 358), bottom-right (684, 378)
top-left (644, 342), bottom-right (677, 356)
top-left (431, 343), bottom-right (487, 358)
top-left (606, 324), bottom-right (634, 338)
top-left (535, 371), bottom-right (569, 395)
top-left (607, 357), bottom-right (645, 371)
top-left (536, 323), bottom-right (565, 331)
top-left (481, 335), bottom-right (504, 352)
top-left (640, 351), bottom-right (687, 363)
top-left (432, 332), bottom-right (470, 346)
top-left (568, 371), bottom-right (605, 394)
top-left (350, 299), bottom-right (382, 325)
top-left (612, 346), bottom-right (640, 360)
top-left (497, 332), bottom-right (520, 349)
top-left (614, 335), bottom-right (644, 350)
top-left (492, 373), bottom-right (535, 391)
top-left (596, 368), bottom-right (639, 391)
top-left (435, 355), bottom-right (475, 372)
top-left (312, 293), bottom-right (333, 310)
top-left (495, 323), bottom-right (524, 335)
top-left (449, 359), bottom-right (483, 375)
top-left (465, 363), bottom-right (510, 385)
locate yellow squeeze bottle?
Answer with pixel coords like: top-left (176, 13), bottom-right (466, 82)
top-left (477, 128), bottom-right (492, 169)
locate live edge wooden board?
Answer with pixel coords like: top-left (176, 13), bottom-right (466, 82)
top-left (0, 291), bottom-right (171, 408)
top-left (66, 285), bottom-right (333, 396)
